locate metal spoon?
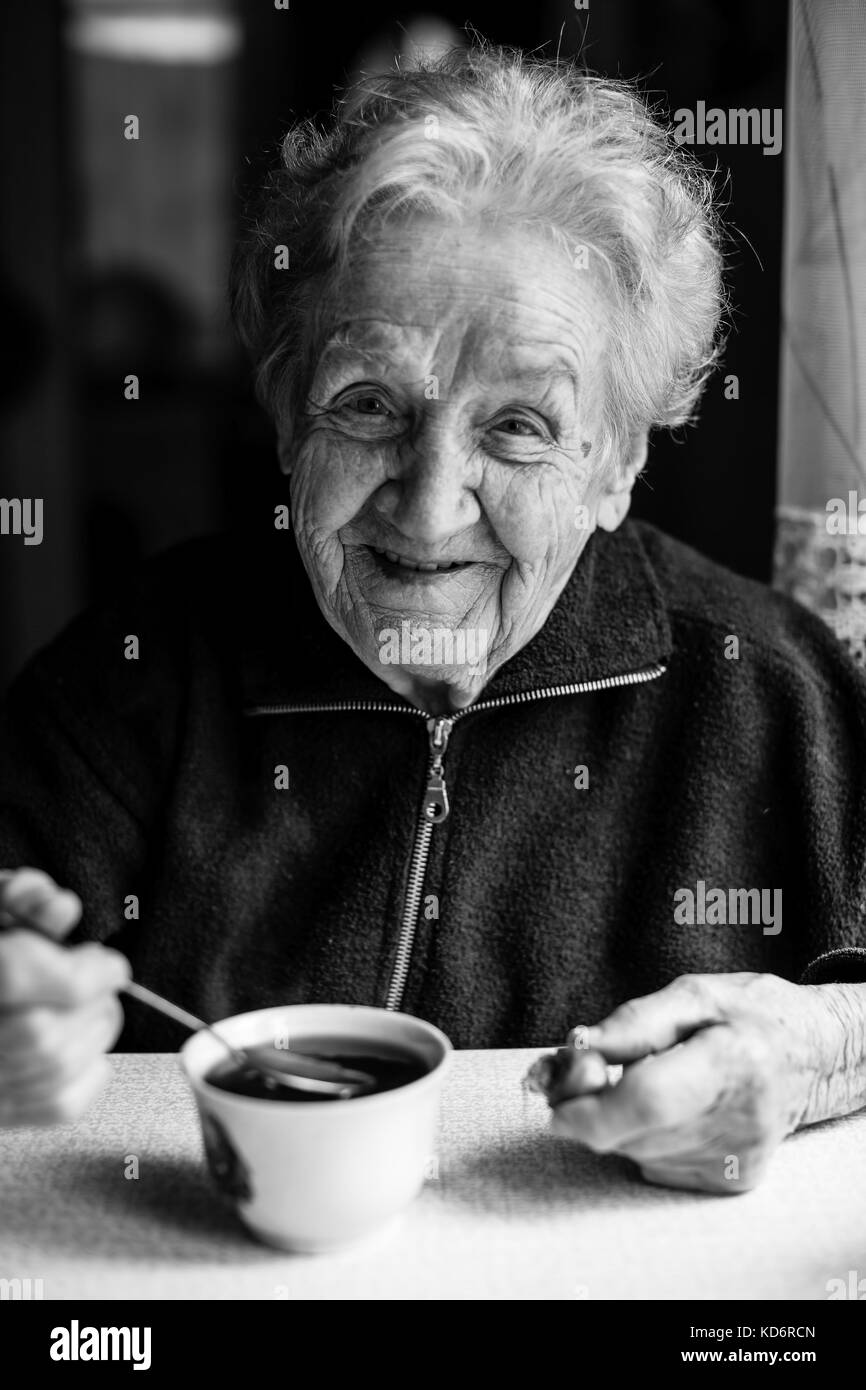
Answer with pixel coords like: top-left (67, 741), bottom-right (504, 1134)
top-left (123, 981), bottom-right (376, 1099)
top-left (1, 911), bottom-right (375, 1098)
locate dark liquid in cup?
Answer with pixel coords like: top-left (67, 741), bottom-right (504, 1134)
top-left (205, 1036), bottom-right (428, 1103)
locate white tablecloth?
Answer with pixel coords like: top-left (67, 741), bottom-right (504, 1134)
top-left (1, 1050), bottom-right (864, 1300)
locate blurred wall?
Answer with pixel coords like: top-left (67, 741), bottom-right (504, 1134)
top-left (0, 1), bottom-right (82, 690)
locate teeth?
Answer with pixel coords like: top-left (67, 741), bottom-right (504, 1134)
top-left (375, 547), bottom-right (459, 572)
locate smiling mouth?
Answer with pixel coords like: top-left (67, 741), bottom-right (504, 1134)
top-left (367, 545), bottom-right (471, 574)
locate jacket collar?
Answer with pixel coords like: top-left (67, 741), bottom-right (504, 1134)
top-left (239, 521), bottom-right (671, 710)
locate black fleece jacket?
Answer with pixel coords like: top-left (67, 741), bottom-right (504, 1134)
top-left (1, 519), bottom-right (865, 1051)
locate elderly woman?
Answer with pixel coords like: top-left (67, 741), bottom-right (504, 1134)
top-left (1, 46), bottom-right (865, 1195)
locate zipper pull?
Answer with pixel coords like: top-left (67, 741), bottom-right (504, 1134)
top-left (423, 717), bottom-right (453, 823)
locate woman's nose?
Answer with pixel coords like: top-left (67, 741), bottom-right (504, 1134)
top-left (382, 432), bottom-right (478, 545)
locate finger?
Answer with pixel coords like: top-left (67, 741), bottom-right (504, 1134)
top-left (0, 934), bottom-right (131, 1009)
top-left (0, 869), bottom-right (82, 939)
top-left (578, 975), bottom-right (724, 1063)
top-left (544, 1047), bottom-right (611, 1105)
top-left (0, 1005), bottom-right (65, 1076)
top-left (1, 1008), bottom-right (121, 1098)
top-left (550, 1029), bottom-right (725, 1152)
top-left (0, 996), bottom-right (123, 1084)
top-left (0, 1055), bottom-right (114, 1127)
top-left (523, 1046), bottom-right (609, 1099)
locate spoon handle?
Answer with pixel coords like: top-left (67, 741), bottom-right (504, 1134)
top-left (125, 981), bottom-right (370, 1091)
top-left (122, 979), bottom-right (211, 1035)
top-left (122, 980), bottom-right (252, 1070)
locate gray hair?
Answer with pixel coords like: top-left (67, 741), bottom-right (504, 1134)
top-left (230, 44), bottom-right (725, 462)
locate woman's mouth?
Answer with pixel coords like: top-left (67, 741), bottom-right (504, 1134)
top-left (367, 545), bottom-right (470, 575)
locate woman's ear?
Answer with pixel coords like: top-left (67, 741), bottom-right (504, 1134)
top-left (595, 431), bottom-right (649, 533)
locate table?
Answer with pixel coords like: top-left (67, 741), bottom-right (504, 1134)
top-left (1, 1051), bottom-right (864, 1300)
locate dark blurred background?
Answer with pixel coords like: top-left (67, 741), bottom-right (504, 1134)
top-left (0, 0), bottom-right (788, 693)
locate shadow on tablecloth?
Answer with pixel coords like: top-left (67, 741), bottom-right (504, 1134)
top-left (438, 1132), bottom-right (720, 1214)
top-left (2, 1151), bottom-right (280, 1262)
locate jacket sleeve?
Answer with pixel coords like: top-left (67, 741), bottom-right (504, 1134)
top-left (799, 949), bottom-right (866, 985)
top-left (0, 661), bottom-right (150, 948)
top-left (773, 602), bottom-right (866, 986)
top-left (0, 573), bottom-right (185, 950)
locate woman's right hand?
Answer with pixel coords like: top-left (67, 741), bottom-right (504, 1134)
top-left (0, 868), bottom-right (130, 1125)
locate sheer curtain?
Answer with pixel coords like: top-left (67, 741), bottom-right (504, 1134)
top-left (774, 0), bottom-right (866, 661)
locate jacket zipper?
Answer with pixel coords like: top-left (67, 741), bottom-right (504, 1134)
top-left (246, 660), bottom-right (667, 1011)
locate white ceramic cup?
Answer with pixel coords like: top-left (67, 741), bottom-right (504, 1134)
top-left (180, 1003), bottom-right (452, 1253)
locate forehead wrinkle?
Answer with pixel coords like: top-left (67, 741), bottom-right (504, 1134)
top-left (312, 320), bottom-right (443, 395)
top-left (445, 318), bottom-right (584, 387)
top-left (318, 318), bottom-right (434, 358)
top-left (320, 305), bottom-right (589, 371)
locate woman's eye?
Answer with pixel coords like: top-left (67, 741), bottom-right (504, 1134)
top-left (351, 394), bottom-right (390, 416)
top-left (327, 389), bottom-right (401, 434)
top-left (490, 415), bottom-right (551, 443)
top-left (495, 418), bottom-right (538, 436)
top-left (336, 389), bottom-right (394, 418)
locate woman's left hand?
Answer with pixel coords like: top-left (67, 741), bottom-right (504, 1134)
top-left (541, 972), bottom-right (866, 1194)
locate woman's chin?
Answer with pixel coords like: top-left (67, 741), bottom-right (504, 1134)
top-left (364, 660), bottom-right (492, 713)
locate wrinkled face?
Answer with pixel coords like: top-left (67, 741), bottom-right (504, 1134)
top-left (286, 217), bottom-right (621, 710)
